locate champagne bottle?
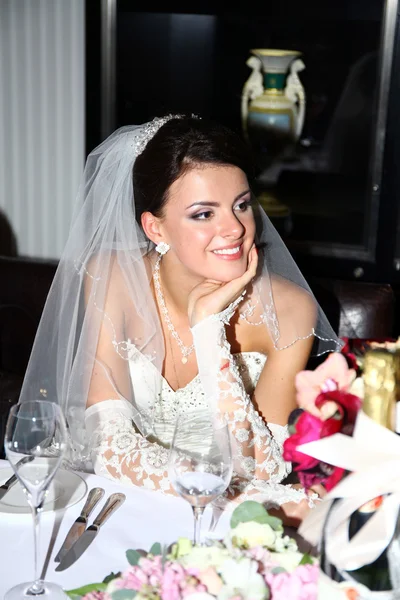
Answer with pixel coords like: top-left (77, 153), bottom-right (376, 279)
top-left (346, 349), bottom-right (400, 590)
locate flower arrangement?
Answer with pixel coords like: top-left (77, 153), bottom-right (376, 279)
top-left (282, 338), bottom-right (400, 599)
top-left (282, 350), bottom-right (362, 491)
top-left (282, 336), bottom-right (400, 492)
top-left (65, 501), bottom-right (318, 600)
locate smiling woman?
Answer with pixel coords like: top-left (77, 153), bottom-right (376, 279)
top-left (18, 115), bottom-right (341, 526)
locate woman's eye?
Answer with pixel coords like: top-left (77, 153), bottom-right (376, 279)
top-left (191, 211), bottom-right (213, 220)
top-left (235, 199), bottom-right (252, 212)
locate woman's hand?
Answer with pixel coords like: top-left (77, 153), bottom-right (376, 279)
top-left (188, 245), bottom-right (258, 327)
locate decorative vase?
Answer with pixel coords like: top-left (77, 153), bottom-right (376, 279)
top-left (241, 49), bottom-right (306, 164)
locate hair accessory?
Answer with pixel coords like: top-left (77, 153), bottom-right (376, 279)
top-left (155, 242), bottom-right (170, 255)
top-left (135, 114), bottom-right (202, 158)
top-left (136, 115), bottom-right (182, 156)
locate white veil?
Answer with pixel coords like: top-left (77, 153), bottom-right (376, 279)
top-left (18, 115), bottom-right (342, 470)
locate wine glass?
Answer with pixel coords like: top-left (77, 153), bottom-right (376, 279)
top-left (4, 400), bottom-right (68, 599)
top-left (168, 409), bottom-right (233, 545)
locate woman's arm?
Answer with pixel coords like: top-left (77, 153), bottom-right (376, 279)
top-left (189, 257), bottom-right (319, 511)
top-left (83, 260), bottom-right (175, 494)
top-left (191, 311), bottom-right (319, 511)
top-left (85, 399), bottom-right (176, 493)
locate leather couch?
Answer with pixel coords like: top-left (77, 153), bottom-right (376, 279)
top-left (0, 256), bottom-right (396, 457)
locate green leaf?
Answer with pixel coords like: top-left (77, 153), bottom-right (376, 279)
top-left (65, 583), bottom-right (107, 597)
top-left (231, 500), bottom-right (268, 527)
top-left (299, 553), bottom-right (314, 565)
top-left (103, 571), bottom-right (121, 584)
top-left (254, 514), bottom-right (284, 531)
top-left (230, 500), bottom-right (283, 531)
top-left (126, 549), bottom-right (141, 566)
top-left (112, 591), bottom-right (137, 600)
top-left (149, 542), bottom-right (162, 556)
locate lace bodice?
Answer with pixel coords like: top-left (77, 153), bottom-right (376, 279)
top-left (127, 344), bottom-right (268, 434)
top-left (85, 311), bottom-right (310, 508)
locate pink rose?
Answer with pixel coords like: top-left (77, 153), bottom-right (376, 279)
top-left (197, 567), bottom-right (223, 595)
top-left (114, 566), bottom-right (149, 590)
top-left (295, 353), bottom-right (356, 418)
top-left (266, 564), bottom-right (318, 600)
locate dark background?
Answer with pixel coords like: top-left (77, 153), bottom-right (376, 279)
top-left (85, 0), bottom-right (400, 332)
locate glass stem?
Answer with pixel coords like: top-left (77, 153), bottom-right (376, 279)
top-left (192, 506), bottom-right (205, 546)
top-left (28, 503), bottom-right (44, 595)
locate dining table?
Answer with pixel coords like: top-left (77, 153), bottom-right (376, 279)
top-left (0, 459), bottom-right (232, 598)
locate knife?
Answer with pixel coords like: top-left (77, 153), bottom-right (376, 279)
top-left (0, 456), bottom-right (34, 501)
top-left (54, 487), bottom-right (105, 562)
top-left (55, 492), bottom-right (126, 571)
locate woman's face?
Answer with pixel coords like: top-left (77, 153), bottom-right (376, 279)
top-left (157, 165), bottom-right (256, 283)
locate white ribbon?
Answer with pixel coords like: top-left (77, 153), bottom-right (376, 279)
top-left (297, 411), bottom-right (400, 572)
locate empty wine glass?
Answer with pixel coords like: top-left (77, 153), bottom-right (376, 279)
top-left (4, 400), bottom-right (68, 599)
top-left (168, 409), bottom-right (233, 545)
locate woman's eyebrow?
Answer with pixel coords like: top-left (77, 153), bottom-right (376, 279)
top-left (186, 190), bottom-right (251, 210)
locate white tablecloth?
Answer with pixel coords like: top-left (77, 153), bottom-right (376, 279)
top-left (0, 460), bottom-right (231, 598)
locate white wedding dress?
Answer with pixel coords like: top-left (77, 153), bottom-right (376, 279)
top-left (85, 313), bottom-right (309, 508)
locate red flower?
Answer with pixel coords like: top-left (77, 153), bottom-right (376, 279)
top-left (315, 389), bottom-right (362, 430)
top-left (283, 389), bottom-right (362, 491)
top-left (283, 411), bottom-right (342, 469)
top-left (323, 465), bottom-right (346, 491)
top-left (340, 337), bottom-right (350, 355)
top-left (340, 337), bottom-right (359, 371)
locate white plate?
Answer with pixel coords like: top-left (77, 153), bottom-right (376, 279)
top-left (0, 466), bottom-right (87, 514)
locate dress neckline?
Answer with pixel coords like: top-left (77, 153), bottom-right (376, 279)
top-left (126, 339), bottom-right (267, 394)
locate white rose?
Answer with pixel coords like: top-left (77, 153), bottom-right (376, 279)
top-left (273, 534), bottom-right (298, 553)
top-left (270, 549), bottom-right (306, 572)
top-left (179, 545), bottom-right (230, 570)
top-left (218, 558), bottom-right (268, 600)
top-left (229, 521), bottom-right (276, 549)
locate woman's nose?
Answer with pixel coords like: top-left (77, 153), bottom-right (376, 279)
top-left (219, 211), bottom-right (245, 238)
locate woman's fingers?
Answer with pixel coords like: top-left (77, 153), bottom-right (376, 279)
top-left (188, 245), bottom-right (259, 325)
top-left (216, 245), bottom-right (258, 299)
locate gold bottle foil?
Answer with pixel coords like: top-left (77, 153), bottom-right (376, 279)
top-left (362, 349), bottom-right (400, 431)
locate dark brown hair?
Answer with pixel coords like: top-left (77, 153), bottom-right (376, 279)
top-left (133, 116), bottom-right (254, 223)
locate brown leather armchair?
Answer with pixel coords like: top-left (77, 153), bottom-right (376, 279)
top-left (308, 277), bottom-right (395, 340)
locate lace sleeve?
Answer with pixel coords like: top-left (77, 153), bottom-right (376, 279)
top-left (191, 310), bottom-right (312, 507)
top-left (85, 400), bottom-right (174, 494)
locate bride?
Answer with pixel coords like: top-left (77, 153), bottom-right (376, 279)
top-left (19, 115), bottom-right (341, 525)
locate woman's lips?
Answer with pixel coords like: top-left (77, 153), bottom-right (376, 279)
top-left (211, 244), bottom-right (243, 260)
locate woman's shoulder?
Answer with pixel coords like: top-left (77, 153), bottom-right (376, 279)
top-left (244, 272), bottom-right (316, 321)
top-left (269, 274), bottom-right (317, 321)
top-left (234, 273), bottom-right (317, 353)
